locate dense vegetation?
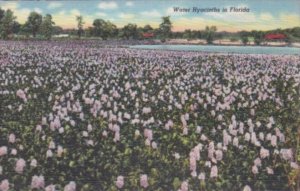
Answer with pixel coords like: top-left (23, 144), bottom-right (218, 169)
top-left (0, 41), bottom-right (299, 190)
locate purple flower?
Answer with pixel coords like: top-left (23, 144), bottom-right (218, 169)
top-left (15, 158), bottom-right (26, 174)
top-left (0, 146), bottom-right (8, 157)
top-left (210, 165), bottom-right (218, 178)
top-left (116, 176), bottom-right (124, 189)
top-left (0, 179), bottom-right (9, 191)
top-left (64, 181), bottom-right (76, 191)
top-left (140, 174), bottom-right (149, 188)
top-left (31, 175), bottom-right (45, 189)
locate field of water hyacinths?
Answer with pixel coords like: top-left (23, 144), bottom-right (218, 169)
top-left (0, 41), bottom-right (300, 191)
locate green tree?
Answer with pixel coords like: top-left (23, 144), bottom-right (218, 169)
top-left (92, 19), bottom-right (117, 39)
top-left (19, 23), bottom-right (31, 38)
top-left (159, 16), bottom-right (172, 41)
top-left (241, 36), bottom-right (249, 45)
top-left (204, 26), bottom-right (217, 44)
top-left (120, 23), bottom-right (138, 40)
top-left (0, 7), bottom-right (5, 21)
top-left (0, 9), bottom-right (16, 39)
top-left (76, 15), bottom-right (84, 38)
top-left (53, 26), bottom-right (63, 35)
top-left (251, 30), bottom-right (264, 45)
top-left (183, 29), bottom-right (192, 40)
top-left (26, 11), bottom-right (43, 37)
top-left (239, 31), bottom-right (249, 45)
top-left (41, 14), bottom-right (55, 39)
top-left (143, 25), bottom-right (153, 33)
top-left (92, 19), bottom-right (106, 38)
top-left (105, 21), bottom-right (118, 39)
top-left (12, 21), bottom-right (21, 34)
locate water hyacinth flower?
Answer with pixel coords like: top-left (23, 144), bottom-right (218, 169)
top-left (215, 150), bottom-right (223, 161)
top-left (116, 176), bottom-right (124, 189)
top-left (8, 134), bottom-right (16, 143)
top-left (200, 134), bottom-right (207, 141)
top-left (144, 129), bottom-right (153, 141)
top-left (233, 137), bottom-right (239, 147)
top-left (142, 107), bottom-right (151, 114)
top-left (198, 172), bottom-right (205, 180)
top-left (174, 152), bottom-right (180, 159)
top-left (196, 126), bottom-right (202, 134)
top-left (31, 175), bottom-right (45, 189)
top-left (82, 131), bottom-right (89, 137)
top-left (252, 165), bottom-right (258, 174)
top-left (266, 167), bottom-right (274, 174)
top-left (0, 179), bottom-right (9, 191)
top-left (134, 130), bottom-right (140, 138)
top-left (15, 158), bottom-right (26, 174)
top-left (36, 125), bottom-right (42, 132)
top-left (59, 127), bottom-right (64, 134)
top-left (280, 149), bottom-right (293, 160)
top-left (57, 146), bottom-right (64, 157)
top-left (183, 127), bottom-right (188, 135)
top-left (189, 152), bottom-right (197, 175)
top-left (64, 181), bottom-right (76, 191)
top-left (151, 141), bottom-right (158, 149)
top-left (210, 165), bottom-right (218, 178)
top-left (16, 89), bottom-right (27, 102)
top-left (271, 135), bottom-right (277, 147)
top-left (49, 141), bottom-right (56, 149)
top-left (0, 146), bottom-right (8, 157)
top-left (114, 131), bottom-right (120, 142)
top-left (243, 185), bottom-right (252, 191)
top-left (102, 130), bottom-right (108, 137)
top-left (87, 124), bottom-right (93, 132)
top-left (254, 158), bottom-right (261, 167)
top-left (10, 149), bottom-right (17, 155)
top-left (30, 159), bottom-right (37, 167)
top-left (290, 162), bottom-right (299, 169)
top-left (45, 184), bottom-right (56, 191)
top-left (165, 120), bottom-right (174, 130)
top-left (260, 147), bottom-right (270, 159)
top-left (179, 181), bottom-right (188, 191)
top-left (46, 150), bottom-right (53, 158)
top-left (140, 174), bottom-right (149, 188)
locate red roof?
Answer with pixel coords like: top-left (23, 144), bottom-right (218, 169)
top-left (265, 33), bottom-right (286, 40)
top-left (143, 33), bottom-right (155, 38)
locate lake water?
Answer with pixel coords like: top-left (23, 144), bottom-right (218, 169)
top-left (130, 45), bottom-right (300, 55)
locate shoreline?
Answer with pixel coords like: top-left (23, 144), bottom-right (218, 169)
top-left (159, 39), bottom-right (300, 48)
top-left (1, 38), bottom-right (300, 48)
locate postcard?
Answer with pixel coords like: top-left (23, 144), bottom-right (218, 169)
top-left (0, 0), bottom-right (299, 190)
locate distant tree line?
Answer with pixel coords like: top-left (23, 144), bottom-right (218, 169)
top-left (1, 7), bottom-right (300, 44)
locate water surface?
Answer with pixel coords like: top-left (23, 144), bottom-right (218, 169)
top-left (130, 45), bottom-right (300, 55)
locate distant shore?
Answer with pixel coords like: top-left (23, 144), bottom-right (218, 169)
top-left (157, 39), bottom-right (300, 48)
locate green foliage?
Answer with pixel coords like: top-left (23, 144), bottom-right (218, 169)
top-left (76, 15), bottom-right (84, 38)
top-left (92, 19), bottom-right (118, 40)
top-left (119, 23), bottom-right (139, 40)
top-left (159, 16), bottom-right (172, 40)
top-left (25, 11), bottom-right (43, 37)
top-left (142, 25), bottom-right (153, 33)
top-left (0, 9), bottom-right (16, 39)
top-left (204, 26), bottom-right (217, 44)
top-left (241, 36), bottom-right (249, 45)
top-left (41, 14), bottom-right (55, 39)
top-left (251, 30), bottom-right (264, 45)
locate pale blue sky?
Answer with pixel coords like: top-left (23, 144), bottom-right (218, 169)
top-left (0, 0), bottom-right (299, 31)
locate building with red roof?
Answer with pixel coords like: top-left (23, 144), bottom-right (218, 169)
top-left (142, 33), bottom-right (155, 38)
top-left (265, 33), bottom-right (286, 40)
